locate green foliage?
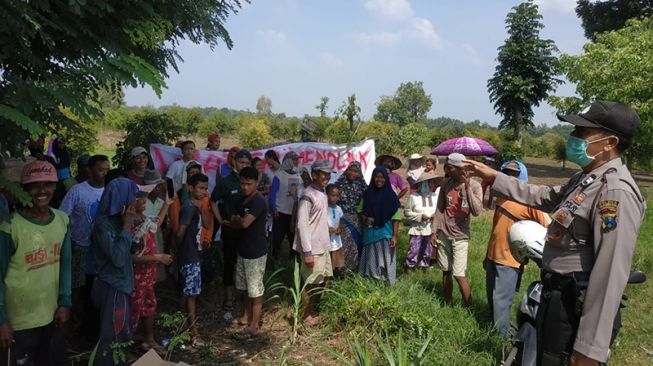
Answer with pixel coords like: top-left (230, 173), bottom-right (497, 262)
top-left (575, 0), bottom-right (653, 41)
top-left (487, 1), bottom-right (561, 146)
top-left (109, 340), bottom-right (134, 365)
top-left (113, 108), bottom-right (183, 171)
top-left (326, 119), bottom-right (356, 145)
top-left (356, 121), bottom-right (400, 155)
top-left (269, 115), bottom-right (301, 141)
top-left (157, 311), bottom-right (192, 360)
top-left (336, 94), bottom-right (362, 132)
top-left (374, 81), bottom-right (433, 126)
top-left (316, 96), bottom-right (330, 117)
top-left (555, 17), bottom-right (653, 169)
top-left (495, 140), bottom-right (524, 166)
top-left (397, 123), bottom-right (429, 156)
top-left (201, 110), bottom-right (238, 135)
top-left (165, 106), bottom-right (206, 135)
top-left (238, 119), bottom-right (273, 148)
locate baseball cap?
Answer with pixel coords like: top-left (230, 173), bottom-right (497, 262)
top-left (445, 153), bottom-right (466, 168)
top-left (136, 184), bottom-right (158, 198)
top-left (20, 161), bottom-right (58, 184)
top-left (557, 100), bottom-right (641, 139)
top-left (185, 160), bottom-right (202, 172)
top-left (131, 146), bottom-right (148, 157)
top-left (143, 169), bottom-right (164, 185)
top-left (208, 133), bottom-right (220, 143)
top-left (234, 149), bottom-right (252, 161)
top-left (311, 160), bottom-right (332, 173)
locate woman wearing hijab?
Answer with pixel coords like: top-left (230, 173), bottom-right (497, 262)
top-left (90, 178), bottom-right (141, 366)
top-left (335, 161), bottom-right (367, 272)
top-left (269, 151), bottom-right (302, 260)
top-left (484, 160), bottom-right (549, 339)
top-left (358, 166), bottom-right (401, 285)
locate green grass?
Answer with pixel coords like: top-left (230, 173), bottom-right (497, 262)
top-left (319, 188), bottom-right (653, 365)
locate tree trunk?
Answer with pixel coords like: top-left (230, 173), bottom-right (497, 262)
top-left (513, 108), bottom-right (523, 148)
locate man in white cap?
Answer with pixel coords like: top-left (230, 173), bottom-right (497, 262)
top-left (432, 153), bottom-right (483, 307)
top-left (127, 146), bottom-right (149, 185)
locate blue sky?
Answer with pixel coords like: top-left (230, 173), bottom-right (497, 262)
top-left (125, 0), bottom-right (587, 126)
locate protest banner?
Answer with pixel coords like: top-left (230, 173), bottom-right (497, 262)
top-left (150, 139), bottom-right (376, 191)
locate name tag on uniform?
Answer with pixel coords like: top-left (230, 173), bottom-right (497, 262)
top-left (552, 208), bottom-right (574, 228)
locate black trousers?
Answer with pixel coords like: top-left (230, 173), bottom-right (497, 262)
top-left (272, 212), bottom-right (294, 259)
top-left (0, 322), bottom-right (67, 366)
top-left (221, 228), bottom-right (241, 286)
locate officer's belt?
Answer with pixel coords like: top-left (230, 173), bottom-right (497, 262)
top-left (541, 270), bottom-right (590, 290)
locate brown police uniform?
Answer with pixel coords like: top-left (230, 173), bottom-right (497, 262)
top-left (491, 101), bottom-right (646, 364)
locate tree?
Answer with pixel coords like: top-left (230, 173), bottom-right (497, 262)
top-left (576, 0), bottom-right (653, 41)
top-left (316, 96), bottom-right (330, 117)
top-left (487, 1), bottom-right (561, 147)
top-left (256, 95), bottom-right (272, 115)
top-left (374, 81), bottom-right (433, 126)
top-left (238, 119), bottom-right (273, 148)
top-left (113, 108), bottom-right (183, 171)
top-left (356, 121), bottom-right (400, 155)
top-left (552, 17), bottom-right (653, 169)
top-left (336, 94), bottom-right (362, 134)
top-left (0, 0), bottom-right (243, 201)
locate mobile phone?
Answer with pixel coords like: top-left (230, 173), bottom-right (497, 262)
top-left (166, 178), bottom-right (175, 199)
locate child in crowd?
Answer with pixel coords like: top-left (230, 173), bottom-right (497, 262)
top-left (252, 157), bottom-right (271, 195)
top-left (326, 184), bottom-right (345, 278)
top-left (130, 181), bottom-right (174, 354)
top-left (175, 174), bottom-right (211, 347)
top-left (359, 166), bottom-right (401, 285)
top-left (424, 158), bottom-right (437, 174)
top-left (166, 140), bottom-right (196, 193)
top-left (0, 161), bottom-right (72, 365)
top-left (403, 171), bottom-right (440, 271)
top-left (406, 153), bottom-right (425, 193)
top-left (229, 167), bottom-right (268, 338)
top-left (91, 178), bottom-right (143, 366)
top-left (142, 170), bottom-right (172, 282)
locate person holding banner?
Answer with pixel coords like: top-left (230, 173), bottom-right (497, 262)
top-left (269, 151), bottom-right (302, 261)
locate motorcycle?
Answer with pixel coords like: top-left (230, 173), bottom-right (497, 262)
top-left (502, 220), bottom-right (647, 366)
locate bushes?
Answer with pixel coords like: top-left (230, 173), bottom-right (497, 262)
top-left (355, 121), bottom-right (399, 155)
top-left (238, 119), bottom-right (273, 148)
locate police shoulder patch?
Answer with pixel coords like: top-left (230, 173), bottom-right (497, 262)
top-left (597, 200), bottom-right (619, 233)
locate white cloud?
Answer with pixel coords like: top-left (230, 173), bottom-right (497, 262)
top-left (534, 0), bottom-right (577, 14)
top-left (319, 52), bottom-right (344, 68)
top-left (410, 18), bottom-right (442, 49)
top-left (256, 29), bottom-right (286, 43)
top-left (460, 43), bottom-right (480, 65)
top-left (354, 31), bottom-right (401, 46)
top-left (363, 0), bottom-right (414, 20)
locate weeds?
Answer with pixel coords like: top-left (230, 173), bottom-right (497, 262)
top-left (157, 311), bottom-right (192, 360)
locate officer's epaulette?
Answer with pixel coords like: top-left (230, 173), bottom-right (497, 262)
top-left (603, 167), bottom-right (644, 203)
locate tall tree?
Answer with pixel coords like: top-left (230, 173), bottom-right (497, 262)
top-left (256, 95), bottom-right (272, 115)
top-left (336, 94), bottom-right (362, 132)
top-left (576, 0), bottom-right (653, 41)
top-left (551, 17), bottom-right (653, 169)
top-left (374, 81), bottom-right (432, 126)
top-left (487, 1), bottom-right (560, 147)
top-left (315, 96), bottom-right (330, 117)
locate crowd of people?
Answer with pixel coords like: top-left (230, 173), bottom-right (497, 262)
top-left (0, 100), bottom-right (645, 366)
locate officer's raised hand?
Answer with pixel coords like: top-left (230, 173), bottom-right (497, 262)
top-left (463, 159), bottom-right (498, 182)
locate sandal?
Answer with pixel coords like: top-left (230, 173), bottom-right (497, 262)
top-left (232, 330), bottom-right (258, 341)
top-left (192, 336), bottom-right (206, 348)
top-left (141, 341), bottom-right (166, 355)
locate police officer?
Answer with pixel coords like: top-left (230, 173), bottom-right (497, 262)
top-left (465, 100), bottom-right (645, 366)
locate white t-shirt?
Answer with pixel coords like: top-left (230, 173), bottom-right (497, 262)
top-left (327, 204), bottom-right (344, 251)
top-left (59, 181), bottom-right (104, 247)
top-left (404, 187), bottom-right (440, 236)
top-left (275, 170), bottom-right (302, 215)
top-left (166, 160), bottom-right (187, 193)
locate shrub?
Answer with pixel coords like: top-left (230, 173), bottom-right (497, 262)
top-left (326, 119), bottom-right (355, 144)
top-left (397, 123), bottom-right (429, 156)
top-left (355, 121), bottom-right (399, 155)
top-left (238, 119), bottom-right (273, 148)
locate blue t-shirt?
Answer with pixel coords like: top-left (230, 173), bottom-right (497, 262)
top-left (59, 181), bottom-right (104, 247)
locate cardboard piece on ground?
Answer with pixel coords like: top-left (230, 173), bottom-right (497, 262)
top-left (132, 349), bottom-right (192, 366)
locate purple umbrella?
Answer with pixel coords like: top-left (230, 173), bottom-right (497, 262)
top-left (431, 136), bottom-right (498, 156)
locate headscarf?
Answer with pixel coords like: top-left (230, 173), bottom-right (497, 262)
top-left (362, 166), bottom-right (400, 228)
top-left (281, 152), bottom-right (298, 174)
top-left (335, 161), bottom-right (368, 214)
top-left (95, 178), bottom-right (139, 220)
top-left (500, 160), bottom-right (528, 182)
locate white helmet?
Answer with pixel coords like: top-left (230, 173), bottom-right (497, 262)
top-left (509, 220), bottom-right (547, 265)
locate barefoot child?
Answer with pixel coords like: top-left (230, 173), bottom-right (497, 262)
top-left (326, 184), bottom-right (345, 278)
top-left (130, 182), bottom-right (174, 354)
top-left (229, 167), bottom-right (268, 338)
top-left (175, 174), bottom-right (211, 347)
